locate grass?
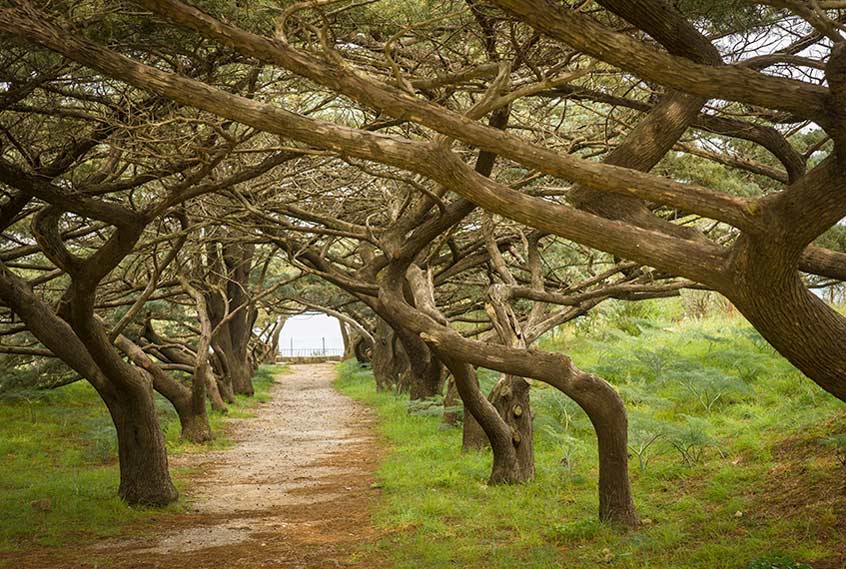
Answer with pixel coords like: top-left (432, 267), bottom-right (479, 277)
top-left (0, 363), bottom-right (285, 553)
top-left (335, 312), bottom-right (846, 569)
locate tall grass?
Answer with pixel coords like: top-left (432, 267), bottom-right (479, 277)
top-left (335, 313), bottom-right (845, 569)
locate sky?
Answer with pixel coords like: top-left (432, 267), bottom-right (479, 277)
top-left (277, 312), bottom-right (344, 356)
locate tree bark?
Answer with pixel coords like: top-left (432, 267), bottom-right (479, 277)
top-left (114, 332), bottom-right (213, 444)
top-left (205, 367), bottom-right (228, 413)
top-left (441, 356), bottom-right (530, 483)
top-left (354, 335), bottom-right (372, 364)
top-left (489, 375), bottom-right (535, 480)
top-left (0, 262), bottom-right (179, 506)
top-left (206, 240), bottom-right (257, 396)
top-left (395, 324), bottom-right (443, 400)
top-left (371, 318), bottom-right (406, 391)
top-left (102, 384), bottom-right (180, 505)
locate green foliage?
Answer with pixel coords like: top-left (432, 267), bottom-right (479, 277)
top-left (0, 364), bottom-right (285, 552)
top-left (604, 300), bottom-right (661, 336)
top-left (678, 368), bottom-right (753, 414)
top-left (335, 313), bottom-right (844, 568)
top-left (533, 390), bottom-right (585, 435)
top-left (540, 425), bottom-right (585, 472)
top-left (627, 411), bottom-right (668, 472)
top-left (406, 395), bottom-right (455, 418)
top-left (666, 415), bottom-right (719, 466)
top-left (745, 554), bottom-right (812, 569)
top-left (821, 434), bottom-right (846, 468)
top-left (0, 357), bottom-right (79, 393)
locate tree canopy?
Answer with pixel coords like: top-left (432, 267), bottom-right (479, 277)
top-left (1, 0), bottom-right (846, 530)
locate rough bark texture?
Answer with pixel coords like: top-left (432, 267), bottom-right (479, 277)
top-left (205, 367), bottom-right (229, 413)
top-left (206, 240), bottom-right (257, 397)
top-left (103, 385), bottom-right (180, 505)
top-left (353, 335), bottom-right (372, 364)
top-left (371, 318), bottom-right (407, 391)
top-left (442, 376), bottom-right (461, 427)
top-left (34, 210), bottom-right (183, 506)
top-left (115, 332), bottom-right (213, 444)
top-left (441, 356), bottom-right (531, 483)
top-left (395, 326), bottom-right (443, 400)
top-left (489, 375), bottom-right (535, 481)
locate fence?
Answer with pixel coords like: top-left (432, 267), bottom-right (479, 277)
top-left (278, 347), bottom-right (344, 358)
top-left (278, 338), bottom-right (344, 358)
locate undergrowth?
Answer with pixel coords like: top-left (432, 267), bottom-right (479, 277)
top-left (0, 364), bottom-right (285, 553)
top-left (336, 313), bottom-right (845, 569)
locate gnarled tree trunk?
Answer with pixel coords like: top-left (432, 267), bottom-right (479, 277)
top-left (371, 318), bottom-right (407, 391)
top-left (489, 375), bottom-right (534, 480)
top-left (102, 383), bottom-right (179, 505)
top-left (114, 332), bottom-right (213, 443)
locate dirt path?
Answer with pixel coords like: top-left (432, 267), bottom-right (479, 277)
top-left (11, 363), bottom-right (382, 569)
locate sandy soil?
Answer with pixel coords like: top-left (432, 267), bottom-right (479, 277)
top-left (4, 363), bottom-right (382, 569)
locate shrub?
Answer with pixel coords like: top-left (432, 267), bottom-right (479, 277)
top-left (533, 390), bottom-right (584, 434)
top-left (666, 416), bottom-right (719, 466)
top-left (627, 411), bottom-right (669, 472)
top-left (406, 395), bottom-right (447, 417)
top-left (674, 368), bottom-right (753, 414)
top-left (538, 425), bottom-right (584, 472)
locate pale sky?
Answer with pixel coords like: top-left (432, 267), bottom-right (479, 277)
top-left (277, 312), bottom-right (344, 356)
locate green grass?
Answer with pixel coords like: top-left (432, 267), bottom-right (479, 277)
top-left (0, 364), bottom-right (285, 553)
top-left (335, 314), bottom-right (845, 569)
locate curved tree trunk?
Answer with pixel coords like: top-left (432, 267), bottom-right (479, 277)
top-left (114, 332), bottom-right (213, 444)
top-left (205, 367), bottom-right (228, 413)
top-left (0, 262), bottom-right (179, 506)
top-left (226, 350), bottom-right (255, 396)
top-left (441, 355), bottom-right (530, 483)
top-left (462, 411), bottom-right (488, 451)
top-left (205, 239), bottom-right (257, 396)
top-left (380, 282), bottom-right (638, 526)
top-left (395, 326), bottom-right (443, 400)
top-left (353, 335), bottom-right (372, 364)
top-left (211, 351), bottom-right (236, 404)
top-left (340, 321), bottom-right (353, 360)
top-left (442, 376), bottom-right (461, 426)
top-left (103, 384), bottom-right (179, 505)
top-left (730, 234), bottom-right (846, 401)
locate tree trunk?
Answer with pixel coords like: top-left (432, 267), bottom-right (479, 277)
top-left (442, 376), bottom-right (461, 426)
top-left (340, 321), bottom-right (354, 360)
top-left (204, 239), bottom-right (257, 396)
top-left (103, 385), bottom-right (179, 506)
top-left (353, 335), bottom-right (372, 364)
top-left (489, 375), bottom-right (535, 480)
top-left (0, 264), bottom-right (180, 506)
top-left (186, 359), bottom-right (212, 443)
top-left (462, 412), bottom-right (488, 451)
top-left (218, 376), bottom-right (236, 403)
top-left (176, 405), bottom-right (214, 442)
top-left (205, 367), bottom-right (228, 413)
top-left (371, 318), bottom-right (405, 391)
top-left (227, 350), bottom-right (255, 396)
top-left (730, 235), bottom-right (846, 402)
top-left (442, 356), bottom-right (530, 484)
top-left (396, 327), bottom-right (442, 400)
top-left (262, 316), bottom-right (284, 364)
top-left (114, 332), bottom-right (213, 444)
